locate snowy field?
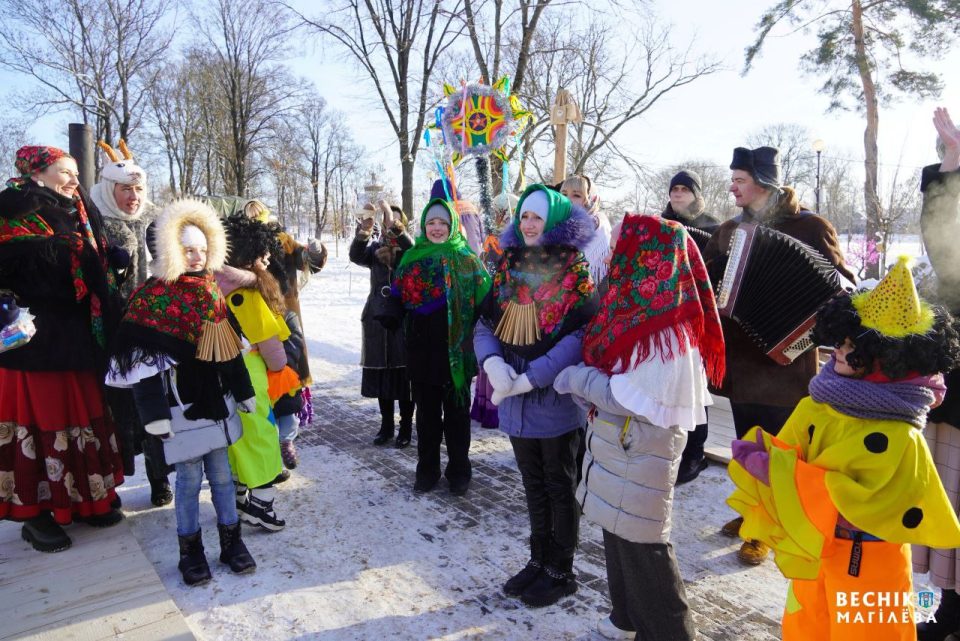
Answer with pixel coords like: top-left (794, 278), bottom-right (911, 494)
top-left (112, 236), bottom-right (936, 640)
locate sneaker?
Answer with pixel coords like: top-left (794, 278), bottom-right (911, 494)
top-left (676, 455), bottom-right (709, 484)
top-left (597, 616), bottom-right (636, 640)
top-left (737, 539), bottom-right (770, 565)
top-left (239, 490), bottom-right (286, 532)
top-left (720, 516), bottom-right (744, 538)
top-left (272, 469), bottom-right (291, 484)
top-left (520, 564), bottom-right (577, 607)
top-left (21, 512), bottom-right (72, 553)
top-left (280, 441), bottom-right (299, 470)
top-left (503, 560), bottom-right (543, 597)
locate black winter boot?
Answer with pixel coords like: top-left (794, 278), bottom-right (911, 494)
top-left (177, 530), bottom-right (212, 586)
top-left (218, 522), bottom-right (257, 574)
top-left (149, 476), bottom-right (173, 507)
top-left (239, 487), bottom-right (286, 531)
top-left (374, 398), bottom-right (395, 446)
top-left (520, 555), bottom-right (577, 608)
top-left (21, 512), bottom-right (71, 553)
top-left (503, 536), bottom-right (547, 597)
top-left (918, 589), bottom-right (960, 641)
top-left (396, 400), bottom-right (414, 449)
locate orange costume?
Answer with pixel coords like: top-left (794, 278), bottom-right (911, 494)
top-left (728, 258), bottom-right (960, 640)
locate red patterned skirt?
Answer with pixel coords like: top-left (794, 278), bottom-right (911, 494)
top-left (0, 368), bottom-right (124, 524)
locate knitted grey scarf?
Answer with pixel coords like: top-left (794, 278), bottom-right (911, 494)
top-left (809, 358), bottom-right (939, 429)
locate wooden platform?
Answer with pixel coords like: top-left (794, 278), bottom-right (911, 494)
top-left (0, 516), bottom-right (193, 641)
top-left (704, 395), bottom-right (734, 464)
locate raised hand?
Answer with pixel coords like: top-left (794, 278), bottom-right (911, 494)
top-left (934, 107), bottom-right (960, 172)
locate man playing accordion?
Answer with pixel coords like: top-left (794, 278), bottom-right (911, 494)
top-left (703, 145), bottom-right (857, 566)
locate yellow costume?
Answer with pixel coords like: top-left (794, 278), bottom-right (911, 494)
top-left (226, 288), bottom-right (287, 488)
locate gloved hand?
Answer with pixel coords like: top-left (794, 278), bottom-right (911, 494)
top-left (107, 245), bottom-right (131, 270)
top-left (237, 397), bottom-right (257, 413)
top-left (492, 373), bottom-right (535, 406)
top-left (731, 429), bottom-right (770, 485)
top-left (483, 356), bottom-right (517, 392)
top-left (145, 419), bottom-right (172, 439)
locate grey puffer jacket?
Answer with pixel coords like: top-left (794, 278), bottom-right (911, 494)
top-left (555, 364), bottom-right (687, 544)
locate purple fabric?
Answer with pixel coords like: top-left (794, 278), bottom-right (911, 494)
top-left (731, 430), bottom-right (769, 485)
top-left (470, 369), bottom-right (499, 428)
top-left (473, 322), bottom-right (585, 438)
top-left (499, 203), bottom-right (596, 251)
top-left (297, 386), bottom-right (314, 426)
top-left (809, 357), bottom-right (941, 429)
top-left (459, 212), bottom-right (484, 255)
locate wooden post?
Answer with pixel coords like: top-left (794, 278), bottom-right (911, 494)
top-left (550, 88), bottom-right (582, 183)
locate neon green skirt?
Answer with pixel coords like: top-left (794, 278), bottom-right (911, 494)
top-left (228, 352), bottom-right (282, 487)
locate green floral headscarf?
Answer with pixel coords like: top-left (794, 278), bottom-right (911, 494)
top-left (394, 198), bottom-right (491, 402)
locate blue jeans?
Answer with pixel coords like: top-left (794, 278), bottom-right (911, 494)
top-left (277, 413), bottom-right (299, 442)
top-left (174, 447), bottom-right (238, 536)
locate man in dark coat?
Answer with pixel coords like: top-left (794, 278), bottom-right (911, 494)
top-left (661, 169), bottom-right (721, 484)
top-left (702, 146), bottom-right (856, 566)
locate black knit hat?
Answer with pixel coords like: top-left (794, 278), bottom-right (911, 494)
top-left (730, 146), bottom-right (781, 190)
top-left (669, 170), bottom-right (702, 198)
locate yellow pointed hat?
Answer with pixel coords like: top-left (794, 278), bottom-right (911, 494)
top-left (852, 256), bottom-right (934, 338)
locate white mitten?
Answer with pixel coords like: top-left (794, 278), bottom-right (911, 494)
top-left (491, 388), bottom-right (507, 406)
top-left (483, 356), bottom-right (517, 392)
top-left (507, 373), bottom-right (534, 397)
top-left (237, 397), bottom-right (257, 413)
top-left (145, 419), bottom-right (172, 439)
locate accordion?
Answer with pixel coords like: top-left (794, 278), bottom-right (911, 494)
top-left (716, 223), bottom-right (842, 365)
top-left (683, 225), bottom-right (713, 255)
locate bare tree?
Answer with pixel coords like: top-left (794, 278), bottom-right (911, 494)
top-left (519, 14), bottom-right (720, 189)
top-left (147, 51), bottom-right (219, 197)
top-left (0, 117), bottom-right (27, 177)
top-left (290, 0), bottom-right (466, 215)
top-left (0, 0), bottom-right (174, 145)
top-left (194, 0), bottom-right (300, 196)
top-left (745, 0), bottom-right (960, 277)
top-left (746, 122), bottom-right (817, 196)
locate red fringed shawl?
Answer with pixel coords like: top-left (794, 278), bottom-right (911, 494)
top-left (582, 214), bottom-right (725, 386)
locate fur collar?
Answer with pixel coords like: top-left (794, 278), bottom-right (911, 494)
top-left (740, 186), bottom-right (804, 223)
top-left (0, 181), bottom-right (72, 220)
top-left (152, 198), bottom-right (227, 282)
top-left (500, 204), bottom-right (596, 251)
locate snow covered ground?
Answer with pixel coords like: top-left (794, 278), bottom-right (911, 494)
top-left (114, 245), bottom-right (936, 640)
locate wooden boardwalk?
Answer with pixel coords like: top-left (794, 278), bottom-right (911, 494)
top-left (0, 516), bottom-right (193, 641)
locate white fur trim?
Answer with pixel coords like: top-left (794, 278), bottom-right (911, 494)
top-left (152, 198), bottom-right (227, 282)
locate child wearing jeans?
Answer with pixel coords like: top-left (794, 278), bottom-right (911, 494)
top-left (728, 257), bottom-right (960, 640)
top-left (108, 198), bottom-right (257, 586)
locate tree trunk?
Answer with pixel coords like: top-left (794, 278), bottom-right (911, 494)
top-left (401, 153), bottom-right (415, 220)
top-left (851, 0), bottom-right (881, 279)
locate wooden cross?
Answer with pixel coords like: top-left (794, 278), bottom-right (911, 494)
top-left (550, 88), bottom-right (583, 183)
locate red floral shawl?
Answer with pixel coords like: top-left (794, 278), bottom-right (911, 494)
top-left (582, 214), bottom-right (725, 385)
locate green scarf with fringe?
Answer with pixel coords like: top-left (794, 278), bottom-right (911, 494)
top-left (394, 198), bottom-right (491, 402)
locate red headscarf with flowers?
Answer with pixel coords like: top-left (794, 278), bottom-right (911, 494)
top-left (582, 214), bottom-right (725, 385)
top-left (5, 145), bottom-right (70, 189)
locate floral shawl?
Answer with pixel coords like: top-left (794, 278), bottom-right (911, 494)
top-left (582, 214), bottom-right (725, 385)
top-left (393, 198), bottom-right (491, 400)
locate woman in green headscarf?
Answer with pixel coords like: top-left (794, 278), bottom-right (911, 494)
top-left (391, 198), bottom-right (490, 496)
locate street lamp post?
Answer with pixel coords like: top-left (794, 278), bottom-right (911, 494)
top-left (812, 139), bottom-right (826, 214)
